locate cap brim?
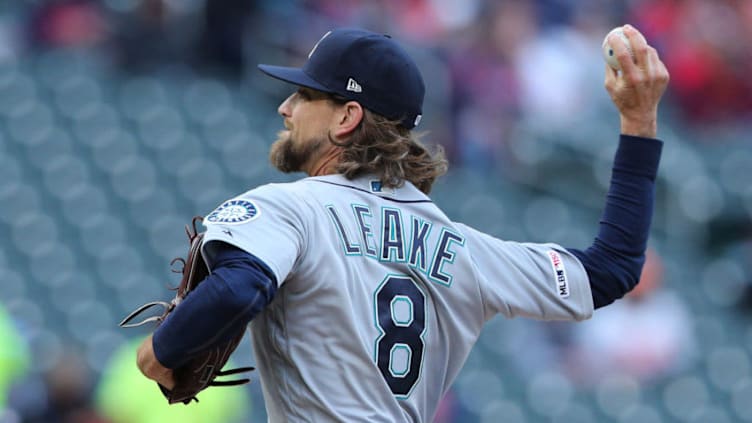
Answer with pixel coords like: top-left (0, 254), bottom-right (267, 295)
top-left (257, 64), bottom-right (331, 93)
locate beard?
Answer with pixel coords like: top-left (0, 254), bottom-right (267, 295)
top-left (269, 130), bottom-right (326, 173)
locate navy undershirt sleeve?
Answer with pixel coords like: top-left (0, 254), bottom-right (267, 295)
top-left (567, 135), bottom-right (663, 309)
top-left (152, 241), bottom-right (277, 369)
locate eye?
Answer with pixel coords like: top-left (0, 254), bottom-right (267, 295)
top-left (296, 88), bottom-right (311, 100)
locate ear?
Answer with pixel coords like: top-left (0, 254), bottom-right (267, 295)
top-left (332, 101), bottom-right (363, 138)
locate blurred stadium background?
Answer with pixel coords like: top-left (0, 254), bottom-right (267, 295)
top-left (1, 0), bottom-right (752, 422)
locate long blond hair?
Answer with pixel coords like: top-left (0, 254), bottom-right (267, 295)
top-left (334, 109), bottom-right (448, 194)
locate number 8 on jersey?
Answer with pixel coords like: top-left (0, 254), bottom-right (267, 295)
top-left (374, 275), bottom-right (426, 398)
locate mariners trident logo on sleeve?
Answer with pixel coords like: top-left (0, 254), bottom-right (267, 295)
top-left (206, 199), bottom-right (260, 224)
top-left (548, 250), bottom-right (570, 298)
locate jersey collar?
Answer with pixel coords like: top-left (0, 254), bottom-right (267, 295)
top-left (306, 174), bottom-right (430, 202)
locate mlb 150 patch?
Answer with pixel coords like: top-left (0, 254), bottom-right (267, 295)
top-left (547, 250), bottom-right (570, 298)
top-left (206, 199), bottom-right (260, 224)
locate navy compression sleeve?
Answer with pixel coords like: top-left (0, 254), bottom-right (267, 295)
top-left (152, 241), bottom-right (277, 369)
top-left (568, 135), bottom-right (663, 309)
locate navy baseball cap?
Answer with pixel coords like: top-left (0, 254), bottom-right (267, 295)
top-left (258, 28), bottom-right (425, 129)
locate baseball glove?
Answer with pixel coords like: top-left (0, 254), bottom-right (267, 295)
top-left (119, 216), bottom-right (253, 405)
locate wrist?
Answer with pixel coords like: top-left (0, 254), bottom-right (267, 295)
top-left (620, 116), bottom-right (657, 139)
top-left (137, 335), bottom-right (176, 389)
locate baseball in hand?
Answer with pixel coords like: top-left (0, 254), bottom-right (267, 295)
top-left (602, 26), bottom-right (633, 70)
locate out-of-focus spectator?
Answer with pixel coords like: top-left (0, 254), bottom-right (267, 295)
top-left (0, 303), bottom-right (29, 414)
top-left (196, 0), bottom-right (256, 78)
top-left (107, 0), bottom-right (204, 72)
top-left (28, 0), bottom-right (108, 49)
top-left (9, 349), bottom-right (110, 423)
top-left (562, 249), bottom-right (696, 385)
top-left (382, 0), bottom-right (481, 44)
top-left (306, 0), bottom-right (390, 33)
top-left (106, 0), bottom-right (254, 78)
top-left (724, 239), bottom-right (752, 314)
top-left (0, 13), bottom-right (21, 60)
top-left (95, 337), bottom-right (249, 423)
top-left (445, 0), bottom-right (537, 168)
top-left (629, 0), bottom-right (752, 125)
top-left (515, 0), bottom-right (616, 130)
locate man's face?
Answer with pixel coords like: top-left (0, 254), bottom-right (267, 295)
top-left (270, 87), bottom-right (338, 173)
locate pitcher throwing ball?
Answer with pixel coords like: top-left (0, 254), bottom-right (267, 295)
top-left (135, 25), bottom-right (669, 421)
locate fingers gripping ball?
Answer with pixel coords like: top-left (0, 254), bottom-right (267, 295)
top-left (602, 26), bottom-right (633, 70)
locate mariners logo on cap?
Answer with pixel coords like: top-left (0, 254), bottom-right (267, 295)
top-left (206, 199), bottom-right (260, 224)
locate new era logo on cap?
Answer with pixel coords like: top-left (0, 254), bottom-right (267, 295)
top-left (346, 78), bottom-right (362, 93)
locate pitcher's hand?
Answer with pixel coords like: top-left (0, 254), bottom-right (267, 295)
top-left (605, 24), bottom-right (670, 138)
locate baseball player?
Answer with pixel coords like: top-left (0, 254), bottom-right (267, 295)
top-left (136, 25), bottom-right (669, 421)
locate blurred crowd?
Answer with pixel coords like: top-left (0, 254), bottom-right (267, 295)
top-left (1, 0), bottom-right (751, 165)
top-left (2, 0), bottom-right (752, 422)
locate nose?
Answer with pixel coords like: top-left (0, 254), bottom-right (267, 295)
top-left (278, 93), bottom-right (294, 118)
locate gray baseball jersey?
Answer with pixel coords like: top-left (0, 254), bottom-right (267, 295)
top-left (201, 174), bottom-right (593, 422)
